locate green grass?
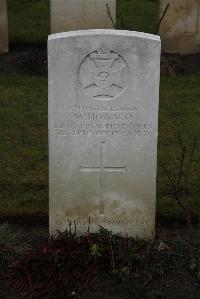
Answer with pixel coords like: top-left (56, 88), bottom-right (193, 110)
top-left (117, 0), bottom-right (159, 33)
top-left (0, 76), bottom-right (48, 215)
top-left (7, 0), bottom-right (159, 45)
top-left (157, 76), bottom-right (200, 220)
top-left (0, 75), bottom-right (199, 219)
top-left (8, 0), bottom-right (50, 44)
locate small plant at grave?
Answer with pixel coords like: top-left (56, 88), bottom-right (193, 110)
top-left (173, 234), bottom-right (185, 257)
top-left (6, 224), bottom-right (149, 299)
top-left (7, 230), bottom-right (99, 298)
top-left (90, 243), bottom-right (102, 257)
top-left (6, 225), bottom-right (200, 299)
top-left (160, 131), bottom-right (199, 257)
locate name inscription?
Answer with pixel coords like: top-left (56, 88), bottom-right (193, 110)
top-left (54, 105), bottom-right (153, 137)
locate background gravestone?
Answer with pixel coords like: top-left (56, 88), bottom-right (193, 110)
top-left (50, 0), bottom-right (116, 33)
top-left (160, 0), bottom-right (200, 54)
top-left (0, 0), bottom-right (8, 53)
top-left (48, 29), bottom-right (161, 239)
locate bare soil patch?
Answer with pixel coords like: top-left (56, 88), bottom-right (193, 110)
top-left (0, 223), bottom-right (199, 299)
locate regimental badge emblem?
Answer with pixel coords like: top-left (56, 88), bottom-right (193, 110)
top-left (79, 42), bottom-right (129, 100)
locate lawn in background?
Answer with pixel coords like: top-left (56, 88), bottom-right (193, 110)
top-left (8, 0), bottom-right (50, 45)
top-left (0, 75), bottom-right (199, 219)
top-left (117, 0), bottom-right (159, 33)
top-left (7, 0), bottom-right (159, 45)
top-left (0, 77), bottom-right (48, 216)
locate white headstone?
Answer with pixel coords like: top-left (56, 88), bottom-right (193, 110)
top-left (0, 0), bottom-right (8, 53)
top-left (48, 30), bottom-right (161, 239)
top-left (160, 0), bottom-right (200, 54)
top-left (50, 0), bottom-right (116, 33)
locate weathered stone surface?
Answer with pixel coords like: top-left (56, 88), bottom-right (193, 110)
top-left (160, 0), bottom-right (200, 54)
top-left (48, 30), bottom-right (161, 239)
top-left (0, 0), bottom-right (8, 53)
top-left (50, 0), bottom-right (116, 33)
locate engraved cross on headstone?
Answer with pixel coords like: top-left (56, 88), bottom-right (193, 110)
top-left (80, 142), bottom-right (127, 215)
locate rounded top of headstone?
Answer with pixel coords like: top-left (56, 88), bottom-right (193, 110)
top-left (48, 29), bottom-right (161, 42)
